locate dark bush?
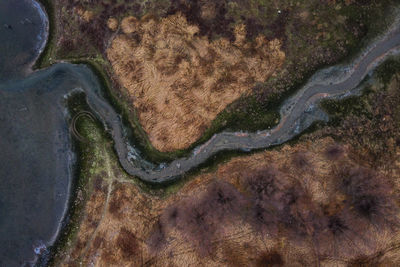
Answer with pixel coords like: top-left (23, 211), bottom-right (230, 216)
top-left (245, 167), bottom-right (283, 201)
top-left (313, 207), bottom-right (372, 258)
top-left (325, 144), bottom-right (344, 161)
top-left (146, 220), bottom-right (167, 254)
top-left (336, 166), bottom-right (398, 227)
top-left (176, 180), bottom-right (247, 255)
top-left (256, 250), bottom-right (284, 267)
top-left (244, 168), bottom-right (283, 235)
top-left (149, 180), bottom-right (247, 256)
top-left (327, 215), bottom-right (347, 235)
top-left (244, 167), bottom-right (320, 240)
top-left (291, 151), bottom-right (311, 170)
top-left (177, 201), bottom-right (217, 256)
top-left (311, 165), bottom-right (400, 258)
top-left (161, 205), bottom-right (180, 229)
top-left (202, 180), bottom-right (247, 221)
top-left (117, 228), bottom-right (139, 260)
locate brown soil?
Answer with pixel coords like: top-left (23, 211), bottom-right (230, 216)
top-left (107, 13), bottom-right (285, 152)
top-left (58, 137), bottom-right (400, 266)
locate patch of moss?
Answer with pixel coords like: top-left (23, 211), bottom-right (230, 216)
top-left (376, 56), bottom-right (400, 84)
top-left (321, 93), bottom-right (373, 125)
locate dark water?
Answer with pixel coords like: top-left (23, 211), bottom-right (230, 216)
top-left (0, 0), bottom-right (47, 82)
top-left (0, 75), bottom-right (72, 266)
top-left (0, 1), bottom-right (68, 266)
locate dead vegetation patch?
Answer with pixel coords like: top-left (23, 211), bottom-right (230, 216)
top-left (108, 182), bottom-right (131, 220)
top-left (60, 137), bottom-right (400, 266)
top-left (256, 250), bottom-right (284, 267)
top-left (75, 6), bottom-right (94, 23)
top-left (107, 17), bottom-right (118, 31)
top-left (67, 184), bottom-right (107, 261)
top-left (146, 138), bottom-right (400, 264)
top-left (116, 227), bottom-right (140, 260)
top-left (107, 13), bottom-right (285, 151)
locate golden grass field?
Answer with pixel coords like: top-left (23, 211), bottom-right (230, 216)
top-left (107, 13), bottom-right (285, 152)
top-left (58, 136), bottom-right (400, 266)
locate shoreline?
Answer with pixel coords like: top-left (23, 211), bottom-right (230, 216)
top-left (26, 0), bottom-right (49, 75)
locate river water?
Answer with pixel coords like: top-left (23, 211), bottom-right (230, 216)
top-left (0, 0), bottom-right (399, 265)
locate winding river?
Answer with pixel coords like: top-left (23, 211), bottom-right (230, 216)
top-left (94, 18), bottom-right (400, 183)
top-left (0, 0), bottom-right (400, 265)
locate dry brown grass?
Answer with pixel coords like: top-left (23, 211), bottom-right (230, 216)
top-left (68, 182), bottom-right (108, 260)
top-left (107, 13), bottom-right (285, 151)
top-left (59, 137), bottom-right (400, 266)
top-left (107, 18), bottom-right (118, 31)
top-left (75, 7), bottom-right (94, 23)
